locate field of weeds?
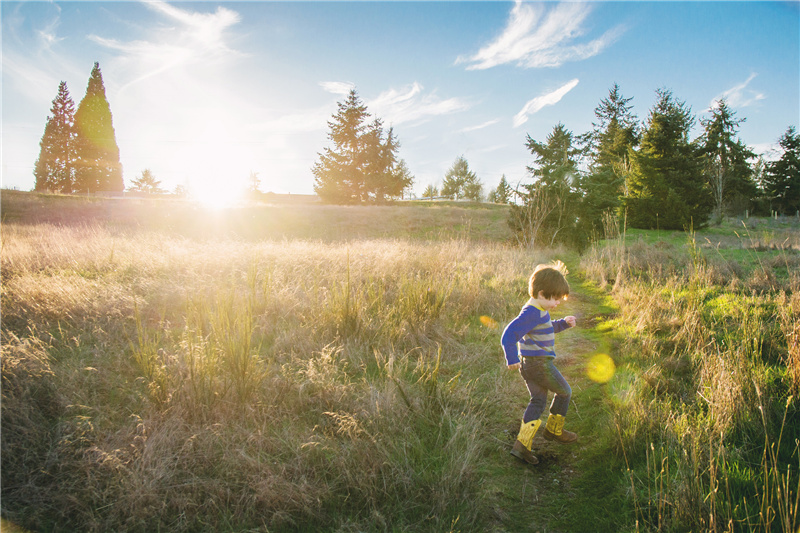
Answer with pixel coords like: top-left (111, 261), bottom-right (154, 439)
top-left (581, 215), bottom-right (800, 532)
top-left (1, 194), bottom-right (565, 532)
top-left (3, 191), bottom-right (799, 532)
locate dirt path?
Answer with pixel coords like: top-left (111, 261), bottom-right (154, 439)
top-left (480, 276), bottom-right (619, 533)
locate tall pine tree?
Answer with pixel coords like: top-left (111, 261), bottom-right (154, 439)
top-left (74, 62), bottom-right (123, 193)
top-left (699, 99), bottom-right (756, 221)
top-left (578, 83), bottom-right (639, 236)
top-left (34, 81), bottom-right (77, 193)
top-left (313, 89), bottom-right (411, 203)
top-left (624, 88), bottom-right (710, 229)
top-left (763, 126), bottom-right (800, 215)
top-left (511, 123), bottom-right (583, 248)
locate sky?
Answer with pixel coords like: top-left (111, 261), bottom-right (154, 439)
top-left (2, 1), bottom-right (799, 201)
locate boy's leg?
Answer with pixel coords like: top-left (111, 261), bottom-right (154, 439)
top-left (510, 359), bottom-right (548, 465)
top-left (540, 360), bottom-right (578, 444)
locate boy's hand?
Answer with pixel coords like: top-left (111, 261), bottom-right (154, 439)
top-left (508, 362), bottom-right (521, 370)
top-left (565, 316), bottom-right (577, 328)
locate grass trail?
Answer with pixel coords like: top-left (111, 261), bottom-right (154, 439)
top-left (471, 267), bottom-right (625, 532)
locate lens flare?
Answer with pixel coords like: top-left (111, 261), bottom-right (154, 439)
top-left (479, 315), bottom-right (499, 330)
top-left (586, 353), bottom-right (615, 383)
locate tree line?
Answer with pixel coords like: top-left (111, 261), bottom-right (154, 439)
top-left (509, 84), bottom-right (799, 248)
top-left (34, 63), bottom-right (123, 194)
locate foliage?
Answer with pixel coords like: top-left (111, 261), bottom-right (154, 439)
top-left (441, 155), bottom-right (482, 200)
top-left (488, 175), bottom-right (512, 204)
top-left (313, 89), bottom-right (412, 204)
top-left (0, 216), bottom-right (552, 532)
top-left (699, 99), bottom-right (757, 221)
top-left (74, 63), bottom-right (123, 193)
top-left (578, 83), bottom-right (639, 237)
top-left (763, 126), bottom-right (800, 215)
top-left (624, 88), bottom-right (711, 230)
top-left (581, 218), bottom-right (800, 532)
top-left (510, 123), bottom-right (584, 248)
top-left (34, 81), bottom-right (77, 194)
top-left (421, 183), bottom-right (438, 200)
top-left (128, 169), bottom-right (166, 194)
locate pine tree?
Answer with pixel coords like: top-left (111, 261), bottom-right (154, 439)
top-left (492, 175), bottom-right (512, 204)
top-left (624, 88), bottom-right (710, 229)
top-left (512, 123), bottom-right (583, 247)
top-left (763, 126), bottom-right (800, 215)
top-left (74, 62), bottom-right (123, 193)
top-left (699, 99), bottom-right (756, 221)
top-left (33, 81), bottom-right (77, 193)
top-left (422, 184), bottom-right (438, 200)
top-left (313, 89), bottom-right (410, 203)
top-left (579, 84), bottom-right (639, 236)
top-left (128, 169), bottom-right (165, 194)
top-left (441, 156), bottom-right (480, 200)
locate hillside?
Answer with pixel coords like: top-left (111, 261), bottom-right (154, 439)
top-left (0, 190), bottom-right (513, 243)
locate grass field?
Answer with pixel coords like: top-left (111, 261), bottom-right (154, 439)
top-left (2, 191), bottom-right (798, 532)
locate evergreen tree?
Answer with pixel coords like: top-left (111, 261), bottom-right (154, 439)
top-left (763, 126), bottom-right (800, 214)
top-left (422, 184), bottom-right (438, 200)
top-left (624, 88), bottom-right (710, 229)
top-left (491, 175), bottom-right (512, 204)
top-left (699, 99), bottom-right (757, 221)
top-left (579, 83), bottom-right (639, 236)
top-left (33, 81), bottom-right (77, 193)
top-left (74, 62), bottom-right (123, 193)
top-left (313, 89), bottom-right (410, 203)
top-left (128, 169), bottom-right (166, 194)
top-left (511, 123), bottom-right (583, 247)
top-left (441, 156), bottom-right (480, 199)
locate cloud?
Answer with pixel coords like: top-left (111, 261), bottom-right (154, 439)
top-left (88, 1), bottom-right (243, 92)
top-left (367, 83), bottom-right (470, 125)
top-left (459, 119), bottom-right (501, 133)
top-left (457, 1), bottom-right (623, 70)
top-left (319, 81), bottom-right (355, 95)
top-left (711, 73), bottom-right (766, 109)
top-left (513, 79), bottom-right (579, 127)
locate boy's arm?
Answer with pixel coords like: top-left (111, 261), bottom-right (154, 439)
top-left (501, 306), bottom-right (545, 367)
top-left (552, 315), bottom-right (576, 333)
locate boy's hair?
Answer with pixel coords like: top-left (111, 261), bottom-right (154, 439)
top-left (528, 261), bottom-right (570, 299)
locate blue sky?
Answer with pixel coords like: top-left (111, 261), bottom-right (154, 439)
top-left (2, 1), bottom-right (798, 200)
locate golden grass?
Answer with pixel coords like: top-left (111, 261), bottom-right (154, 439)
top-left (1, 220), bottom-right (560, 532)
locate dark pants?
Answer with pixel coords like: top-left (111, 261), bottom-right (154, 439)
top-left (519, 356), bottom-right (571, 423)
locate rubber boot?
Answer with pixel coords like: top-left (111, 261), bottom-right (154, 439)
top-left (510, 419), bottom-right (540, 464)
top-left (543, 414), bottom-right (577, 444)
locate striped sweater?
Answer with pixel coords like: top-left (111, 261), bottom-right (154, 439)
top-left (501, 298), bottom-right (570, 366)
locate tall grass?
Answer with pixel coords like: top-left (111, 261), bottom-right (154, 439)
top-left (1, 221), bottom-right (553, 532)
top-left (583, 219), bottom-right (800, 532)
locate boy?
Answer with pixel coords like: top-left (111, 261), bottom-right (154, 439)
top-left (502, 262), bottom-right (577, 465)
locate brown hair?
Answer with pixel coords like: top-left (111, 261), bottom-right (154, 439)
top-left (528, 261), bottom-right (570, 299)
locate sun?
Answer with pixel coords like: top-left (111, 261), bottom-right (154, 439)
top-left (179, 122), bottom-right (252, 209)
top-left (192, 182), bottom-right (244, 210)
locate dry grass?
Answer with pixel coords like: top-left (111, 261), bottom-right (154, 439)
top-left (1, 219), bottom-right (558, 532)
top-left (582, 223), bottom-right (800, 532)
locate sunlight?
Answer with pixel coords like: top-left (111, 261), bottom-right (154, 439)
top-left (192, 181), bottom-right (243, 209)
top-left (180, 116), bottom-right (252, 209)
top-left (586, 353), bottom-right (616, 383)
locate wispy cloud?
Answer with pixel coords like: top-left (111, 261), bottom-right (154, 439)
top-left (459, 119), bottom-right (501, 133)
top-left (319, 81), bottom-right (355, 95)
top-left (513, 79), bottom-right (579, 127)
top-left (457, 1), bottom-right (623, 70)
top-left (368, 83), bottom-right (470, 125)
top-left (89, 1), bottom-right (242, 92)
top-left (711, 73), bottom-right (765, 109)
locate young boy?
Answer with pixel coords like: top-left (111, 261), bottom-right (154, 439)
top-left (502, 262), bottom-right (577, 465)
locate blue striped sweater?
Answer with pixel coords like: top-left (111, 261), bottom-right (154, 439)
top-left (501, 298), bottom-right (570, 366)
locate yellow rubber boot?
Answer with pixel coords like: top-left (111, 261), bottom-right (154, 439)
top-left (543, 414), bottom-right (577, 444)
top-left (510, 419), bottom-right (540, 464)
